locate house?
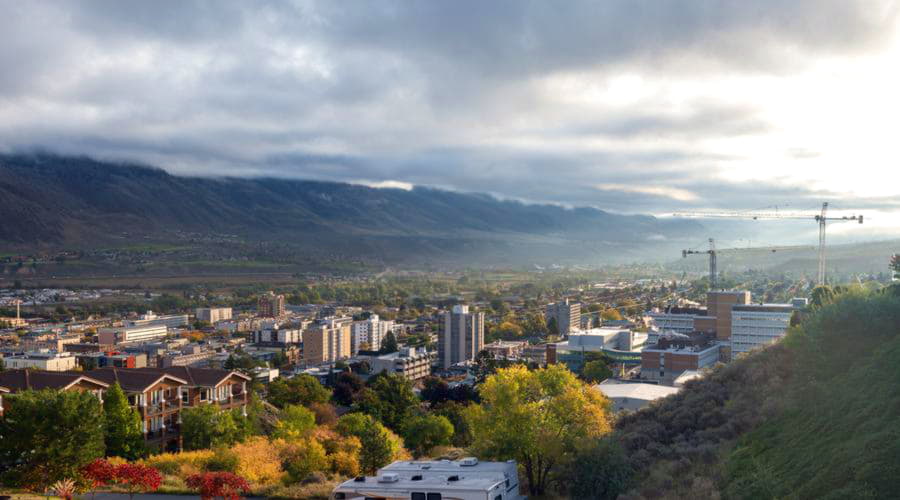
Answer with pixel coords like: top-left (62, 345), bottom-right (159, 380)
top-left (86, 367), bottom-right (189, 452)
top-left (134, 366), bottom-right (252, 414)
top-left (0, 369), bottom-right (109, 415)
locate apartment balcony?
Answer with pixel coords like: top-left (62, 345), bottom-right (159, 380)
top-left (143, 400), bottom-right (182, 417)
top-left (217, 391), bottom-right (249, 410)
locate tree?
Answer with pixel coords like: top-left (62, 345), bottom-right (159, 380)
top-left (186, 472), bottom-right (251, 500)
top-left (379, 331), bottom-right (399, 354)
top-left (280, 438), bottom-right (329, 482)
top-left (267, 374), bottom-right (331, 409)
top-left (103, 383), bottom-right (146, 459)
top-left (465, 364), bottom-right (612, 496)
top-left (181, 404), bottom-right (241, 450)
top-left (547, 317), bottom-right (560, 336)
top-left (0, 389), bottom-right (105, 491)
top-left (421, 376), bottom-right (451, 406)
top-left (367, 373), bottom-right (418, 431)
top-left (336, 413), bottom-right (398, 474)
top-left (810, 285), bottom-right (836, 308)
top-left (402, 414), bottom-right (454, 457)
top-left (223, 353), bottom-right (262, 376)
top-left (582, 359), bottom-right (613, 384)
top-left (567, 440), bottom-right (633, 500)
top-left (434, 402), bottom-right (473, 447)
top-left (601, 308), bottom-right (623, 321)
top-left (113, 463), bottom-right (162, 500)
top-left (332, 371), bottom-right (365, 406)
top-left (81, 458), bottom-right (116, 493)
top-left (272, 404), bottom-right (316, 440)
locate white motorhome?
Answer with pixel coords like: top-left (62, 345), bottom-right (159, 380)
top-left (332, 458), bottom-right (524, 500)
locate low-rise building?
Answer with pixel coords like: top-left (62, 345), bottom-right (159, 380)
top-left (252, 326), bottom-right (302, 345)
top-left (483, 340), bottom-right (527, 360)
top-left (640, 333), bottom-right (720, 385)
top-left (333, 458), bottom-right (524, 500)
top-left (98, 324), bottom-right (168, 345)
top-left (4, 350), bottom-right (78, 371)
top-left (730, 302), bottom-right (801, 358)
top-left (195, 307), bottom-right (232, 324)
top-left (127, 311), bottom-right (190, 329)
top-left (595, 380), bottom-right (680, 412)
top-left (360, 347), bottom-right (436, 381)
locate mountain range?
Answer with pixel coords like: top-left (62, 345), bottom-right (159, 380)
top-left (0, 153), bottom-right (703, 267)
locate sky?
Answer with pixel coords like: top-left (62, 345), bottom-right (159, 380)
top-left (3, 0), bottom-right (900, 240)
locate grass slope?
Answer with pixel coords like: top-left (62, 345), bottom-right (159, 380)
top-left (614, 288), bottom-right (900, 500)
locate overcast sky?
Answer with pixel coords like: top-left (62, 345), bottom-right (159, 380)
top-left (3, 1), bottom-right (900, 237)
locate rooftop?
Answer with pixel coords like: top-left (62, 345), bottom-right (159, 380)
top-left (595, 381), bottom-right (680, 401)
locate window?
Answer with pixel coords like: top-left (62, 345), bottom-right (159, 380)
top-left (412, 493), bottom-right (426, 500)
top-left (427, 494), bottom-right (442, 500)
top-left (495, 496), bottom-right (503, 500)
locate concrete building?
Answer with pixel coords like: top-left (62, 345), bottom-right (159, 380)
top-left (483, 340), bottom-right (527, 360)
top-left (21, 332), bottom-right (82, 352)
top-left (333, 458), bottom-right (524, 500)
top-left (545, 298), bottom-right (581, 335)
top-left (303, 317), bottom-right (352, 365)
top-left (707, 291), bottom-right (751, 341)
top-left (439, 305), bottom-right (484, 369)
top-left (351, 314), bottom-right (394, 354)
top-left (128, 311), bottom-right (190, 329)
top-left (647, 307), bottom-right (706, 335)
top-left (361, 347), bottom-right (436, 381)
top-left (98, 324), bottom-right (168, 345)
top-left (4, 350), bottom-right (78, 371)
top-left (730, 303), bottom-right (798, 357)
top-left (641, 333), bottom-right (720, 385)
top-left (257, 292), bottom-right (286, 318)
top-left (252, 326), bottom-right (302, 345)
top-left (195, 307), bottom-right (232, 324)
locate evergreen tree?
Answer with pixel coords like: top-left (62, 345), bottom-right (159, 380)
top-left (379, 331), bottom-right (398, 354)
top-left (103, 383), bottom-right (146, 459)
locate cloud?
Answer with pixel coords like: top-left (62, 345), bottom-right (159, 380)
top-left (1, 0), bottom-right (899, 226)
top-left (594, 184), bottom-right (698, 202)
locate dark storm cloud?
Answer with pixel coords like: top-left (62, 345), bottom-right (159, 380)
top-left (0, 0), bottom-right (898, 215)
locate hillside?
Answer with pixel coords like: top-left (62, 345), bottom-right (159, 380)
top-left (0, 154), bottom-right (702, 268)
top-left (607, 288), bottom-right (900, 499)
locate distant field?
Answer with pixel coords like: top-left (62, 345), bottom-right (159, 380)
top-left (0, 272), bottom-right (301, 291)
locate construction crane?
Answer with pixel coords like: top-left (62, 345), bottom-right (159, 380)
top-left (673, 202), bottom-right (863, 285)
top-left (682, 238), bottom-right (815, 290)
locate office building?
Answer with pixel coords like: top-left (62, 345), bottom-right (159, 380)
top-left (438, 305), bottom-right (484, 369)
top-left (98, 324), bottom-right (168, 345)
top-left (195, 307), bottom-right (232, 324)
top-left (351, 314), bottom-right (394, 353)
top-left (303, 317), bottom-right (352, 365)
top-left (127, 311), bottom-right (190, 329)
top-left (545, 299), bottom-right (581, 335)
top-left (640, 333), bottom-right (721, 385)
top-left (257, 292), bottom-right (286, 318)
top-left (4, 350), bottom-right (78, 371)
top-left (730, 302), bottom-right (799, 357)
top-left (333, 458), bottom-right (524, 500)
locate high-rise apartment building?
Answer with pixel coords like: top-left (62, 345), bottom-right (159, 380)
top-left (351, 314), bottom-right (395, 354)
top-left (257, 292), bottom-right (286, 318)
top-left (439, 305), bottom-right (484, 369)
top-left (303, 317), bottom-right (352, 365)
top-left (545, 299), bottom-right (581, 335)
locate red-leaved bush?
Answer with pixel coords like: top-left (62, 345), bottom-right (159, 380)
top-left (113, 463), bottom-right (163, 499)
top-left (81, 458), bottom-right (117, 490)
top-left (186, 472), bottom-right (252, 500)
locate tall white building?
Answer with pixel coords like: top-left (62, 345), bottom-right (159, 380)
top-left (351, 314), bottom-right (394, 354)
top-left (98, 324), bottom-right (168, 345)
top-left (439, 305), bottom-right (484, 369)
top-left (730, 302), bottom-right (801, 357)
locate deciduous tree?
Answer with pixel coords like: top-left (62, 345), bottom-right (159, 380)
top-left (267, 374), bottom-right (331, 409)
top-left (402, 414), bottom-right (454, 457)
top-left (465, 364), bottom-right (612, 496)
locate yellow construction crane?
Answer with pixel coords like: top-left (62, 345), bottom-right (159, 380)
top-left (674, 202), bottom-right (863, 285)
top-left (682, 238), bottom-right (815, 289)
